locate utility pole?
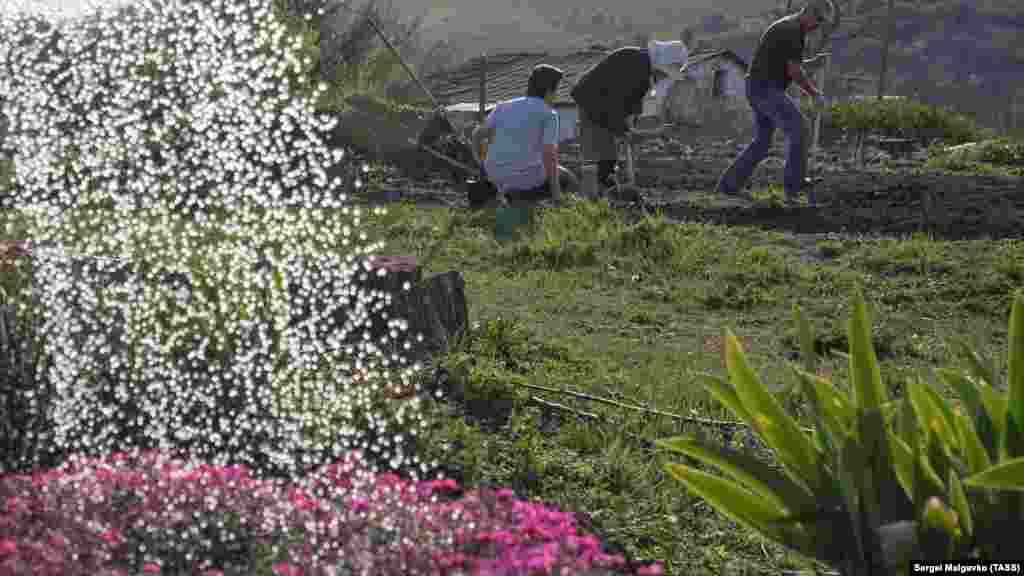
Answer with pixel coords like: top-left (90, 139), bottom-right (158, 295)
top-left (877, 0), bottom-right (895, 99)
top-left (812, 53), bottom-right (830, 172)
top-left (1014, 86), bottom-right (1021, 133)
top-left (478, 53), bottom-right (487, 123)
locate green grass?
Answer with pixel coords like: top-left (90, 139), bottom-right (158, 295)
top-left (362, 197), bottom-right (1021, 574)
top-left (4, 183), bottom-right (1023, 573)
top-left (917, 135), bottom-right (1024, 177)
top-left (920, 154), bottom-right (1024, 177)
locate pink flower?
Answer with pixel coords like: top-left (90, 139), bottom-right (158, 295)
top-left (433, 551), bottom-right (468, 569)
top-left (0, 539), bottom-right (16, 555)
top-left (375, 473), bottom-right (402, 489)
top-left (272, 562), bottom-right (303, 576)
top-left (202, 571), bottom-right (226, 576)
top-left (349, 497), bottom-right (370, 513)
top-left (638, 563), bottom-right (665, 575)
top-left (98, 528), bottom-right (123, 545)
top-left (4, 496), bottom-right (26, 515)
top-left (433, 479), bottom-right (458, 491)
top-left (143, 562), bottom-right (162, 573)
top-left (495, 488), bottom-right (515, 500)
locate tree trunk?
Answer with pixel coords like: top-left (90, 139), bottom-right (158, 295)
top-left (877, 0), bottom-right (895, 99)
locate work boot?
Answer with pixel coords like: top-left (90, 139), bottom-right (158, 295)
top-left (801, 177), bottom-right (825, 206)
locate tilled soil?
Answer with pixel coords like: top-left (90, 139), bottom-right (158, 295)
top-left (367, 137), bottom-right (1024, 241)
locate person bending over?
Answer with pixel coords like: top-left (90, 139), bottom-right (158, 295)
top-left (716, 0), bottom-right (833, 205)
top-left (570, 46), bottom-right (660, 190)
top-left (472, 64), bottom-right (567, 204)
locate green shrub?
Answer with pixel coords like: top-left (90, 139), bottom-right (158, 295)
top-left (822, 98), bottom-right (990, 148)
top-left (0, 158), bottom-right (14, 197)
top-left (976, 138), bottom-right (1024, 166)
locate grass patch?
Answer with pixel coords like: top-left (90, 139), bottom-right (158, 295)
top-left (351, 197), bottom-right (1021, 573)
top-left (921, 154), bottom-right (1024, 177)
top-left (4, 193), bottom-right (1022, 573)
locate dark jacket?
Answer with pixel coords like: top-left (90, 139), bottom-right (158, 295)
top-left (570, 47), bottom-right (651, 135)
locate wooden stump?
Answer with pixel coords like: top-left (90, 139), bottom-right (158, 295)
top-left (349, 256), bottom-right (468, 361)
top-left (355, 255), bottom-right (421, 345)
top-left (404, 270), bottom-right (469, 360)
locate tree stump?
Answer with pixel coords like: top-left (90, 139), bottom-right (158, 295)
top-left (343, 256), bottom-right (468, 362)
top-left (354, 255), bottom-right (422, 346)
top-left (402, 270), bottom-right (469, 361)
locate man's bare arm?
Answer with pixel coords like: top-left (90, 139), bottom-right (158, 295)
top-left (786, 60), bottom-right (821, 98)
top-left (543, 143), bottom-right (561, 198)
top-left (471, 124), bottom-right (495, 163)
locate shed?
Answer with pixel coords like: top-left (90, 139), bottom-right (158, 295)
top-left (661, 49), bottom-right (752, 136)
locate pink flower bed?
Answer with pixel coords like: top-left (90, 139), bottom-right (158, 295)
top-left (0, 450), bottom-right (663, 575)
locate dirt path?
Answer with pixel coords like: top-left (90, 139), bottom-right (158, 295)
top-left (378, 165), bottom-right (1024, 240)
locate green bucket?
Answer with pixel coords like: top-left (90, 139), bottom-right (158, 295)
top-left (494, 205), bottom-right (533, 242)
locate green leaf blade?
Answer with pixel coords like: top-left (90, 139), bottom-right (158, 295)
top-left (794, 304), bottom-right (818, 373)
top-left (663, 462), bottom-right (809, 547)
top-left (724, 329), bottom-right (822, 491)
top-left (1007, 292), bottom-right (1024, 459)
top-left (848, 290), bottom-right (886, 411)
top-left (963, 457), bottom-right (1024, 492)
top-left (657, 435), bottom-right (818, 516)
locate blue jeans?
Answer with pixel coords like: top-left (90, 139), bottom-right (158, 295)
top-left (717, 78), bottom-right (806, 198)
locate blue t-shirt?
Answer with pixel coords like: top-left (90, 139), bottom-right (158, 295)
top-left (483, 96), bottom-right (559, 194)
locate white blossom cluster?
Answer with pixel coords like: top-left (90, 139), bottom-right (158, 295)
top-left (0, 0), bottom-right (432, 479)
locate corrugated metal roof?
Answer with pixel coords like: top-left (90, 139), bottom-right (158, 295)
top-left (424, 50), bottom-right (612, 107)
top-left (684, 49), bottom-right (749, 70)
top-left (425, 48), bottom-right (749, 108)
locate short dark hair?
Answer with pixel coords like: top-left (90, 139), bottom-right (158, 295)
top-left (802, 0), bottom-right (828, 20)
top-left (527, 64), bottom-right (565, 99)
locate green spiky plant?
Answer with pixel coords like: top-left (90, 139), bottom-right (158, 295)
top-left (657, 290), bottom-right (1024, 575)
top-left (926, 299), bottom-right (1024, 559)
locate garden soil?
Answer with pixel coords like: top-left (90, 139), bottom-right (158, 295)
top-left (362, 136), bottom-right (1024, 241)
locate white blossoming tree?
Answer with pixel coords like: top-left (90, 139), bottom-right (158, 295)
top-left (0, 0), bottom-right (431, 479)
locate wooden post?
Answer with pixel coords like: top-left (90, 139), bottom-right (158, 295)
top-left (1013, 87), bottom-right (1019, 133)
top-left (878, 0), bottom-right (895, 99)
top-left (811, 53), bottom-right (829, 173)
top-left (478, 53), bottom-right (487, 123)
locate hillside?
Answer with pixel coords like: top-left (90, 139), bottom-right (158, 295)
top-left (700, 1), bottom-right (1024, 130)
top-left (405, 0), bottom-right (773, 55)
top-left (393, 0), bottom-right (1023, 131)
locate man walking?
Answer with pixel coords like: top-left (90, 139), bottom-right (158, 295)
top-left (472, 64), bottom-right (567, 204)
top-left (570, 47), bottom-right (661, 191)
top-left (716, 0), bottom-right (834, 205)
